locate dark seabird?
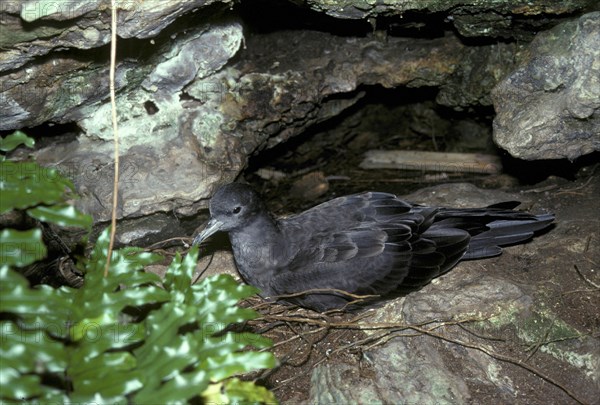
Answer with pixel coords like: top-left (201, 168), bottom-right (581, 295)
top-left (193, 183), bottom-right (554, 311)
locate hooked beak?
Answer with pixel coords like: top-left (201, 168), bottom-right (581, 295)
top-left (192, 217), bottom-right (224, 246)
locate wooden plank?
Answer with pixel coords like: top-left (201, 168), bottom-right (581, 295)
top-left (360, 150), bottom-right (502, 174)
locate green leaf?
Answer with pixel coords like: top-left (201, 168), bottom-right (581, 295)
top-left (0, 130), bottom-right (35, 153)
top-left (0, 321), bottom-right (68, 373)
top-left (70, 352), bottom-right (141, 397)
top-left (0, 267), bottom-right (73, 328)
top-left (223, 378), bottom-right (279, 404)
top-left (134, 368), bottom-right (209, 404)
top-left (27, 204), bottom-right (93, 230)
top-left (84, 228), bottom-right (163, 278)
top-left (0, 220), bottom-right (276, 404)
top-left (0, 320), bottom-right (67, 401)
top-left (163, 247), bottom-right (197, 303)
top-left (0, 370), bottom-right (46, 400)
top-left (0, 161), bottom-right (74, 214)
top-left (204, 351), bottom-right (277, 381)
top-left (193, 273), bottom-right (260, 303)
top-left (133, 302), bottom-right (193, 361)
top-left (0, 228), bottom-right (47, 267)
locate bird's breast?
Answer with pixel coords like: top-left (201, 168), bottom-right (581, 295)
top-left (229, 232), bottom-right (292, 296)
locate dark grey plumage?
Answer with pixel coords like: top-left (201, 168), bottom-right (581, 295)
top-left (193, 183), bottom-right (554, 311)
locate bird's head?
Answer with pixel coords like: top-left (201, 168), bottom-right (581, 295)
top-left (192, 183), bottom-right (262, 245)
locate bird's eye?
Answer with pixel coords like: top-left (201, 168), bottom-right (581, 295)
top-left (232, 206), bottom-right (242, 214)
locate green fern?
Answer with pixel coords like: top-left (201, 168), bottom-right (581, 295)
top-left (0, 131), bottom-right (277, 404)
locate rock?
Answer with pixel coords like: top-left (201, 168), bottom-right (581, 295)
top-left (309, 264), bottom-right (532, 404)
top-left (310, 336), bottom-right (472, 404)
top-left (0, 56), bottom-right (130, 131)
top-left (3, 26), bottom-right (474, 227)
top-left (195, 250), bottom-right (238, 280)
top-left (229, 30), bottom-right (467, 149)
top-left (289, 172), bottom-right (329, 201)
top-left (437, 42), bottom-right (520, 108)
top-left (26, 20), bottom-right (246, 222)
top-left (0, 0), bottom-right (232, 72)
top-left (300, 0), bottom-right (589, 38)
top-left (403, 182), bottom-right (533, 209)
top-left (492, 12), bottom-right (600, 160)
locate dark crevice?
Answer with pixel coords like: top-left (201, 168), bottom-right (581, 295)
top-left (1, 122), bottom-right (81, 147)
top-left (143, 100), bottom-right (159, 115)
top-left (239, 0), bottom-right (372, 36)
top-left (246, 85), bottom-right (486, 173)
top-left (501, 151), bottom-right (600, 184)
top-left (245, 82), bottom-right (597, 188)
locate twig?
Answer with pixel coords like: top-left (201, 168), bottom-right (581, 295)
top-left (574, 264), bottom-right (600, 290)
top-left (456, 323), bottom-right (506, 342)
top-left (146, 236), bottom-right (192, 250)
top-left (555, 174), bottom-right (595, 196)
top-left (521, 184), bottom-right (558, 194)
top-left (270, 288), bottom-right (379, 301)
top-left (263, 326), bottom-right (328, 352)
top-left (524, 320), bottom-right (554, 361)
top-left (256, 313), bottom-right (483, 331)
top-left (562, 288), bottom-right (600, 295)
top-left (282, 321), bottom-right (324, 366)
top-left (584, 234), bottom-right (592, 254)
top-left (104, 0), bottom-right (120, 277)
top-left (192, 251), bottom-right (214, 285)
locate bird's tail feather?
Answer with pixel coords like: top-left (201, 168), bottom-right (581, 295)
top-left (433, 205), bottom-right (554, 260)
top-left (463, 213), bottom-right (554, 259)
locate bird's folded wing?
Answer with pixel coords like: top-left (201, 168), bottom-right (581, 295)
top-left (270, 224), bottom-right (414, 296)
top-left (284, 191), bottom-right (413, 234)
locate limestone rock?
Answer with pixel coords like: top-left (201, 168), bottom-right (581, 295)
top-left (492, 12), bottom-right (600, 160)
top-left (0, 0), bottom-right (233, 72)
top-left (27, 20), bottom-right (246, 222)
top-left (302, 0), bottom-right (591, 38)
top-left (310, 336), bottom-right (472, 404)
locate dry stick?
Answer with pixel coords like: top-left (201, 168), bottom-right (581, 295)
top-left (256, 328), bottom-right (329, 383)
top-left (584, 234), bottom-right (592, 254)
top-left (555, 172), bottom-right (596, 196)
top-left (104, 0), bottom-right (120, 277)
top-left (256, 314), bottom-right (440, 329)
top-left (456, 323), bottom-right (507, 342)
top-left (270, 324), bottom-right (443, 392)
top-left (524, 320), bottom-right (554, 362)
top-left (262, 326), bottom-right (329, 352)
top-left (270, 288), bottom-right (379, 301)
top-left (269, 331), bottom-right (391, 392)
top-left (282, 321), bottom-right (323, 366)
top-left (574, 264), bottom-right (600, 290)
top-left (191, 251), bottom-right (215, 285)
top-left (146, 236), bottom-right (193, 250)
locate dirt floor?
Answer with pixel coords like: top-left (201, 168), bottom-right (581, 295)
top-left (236, 157), bottom-right (600, 404)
